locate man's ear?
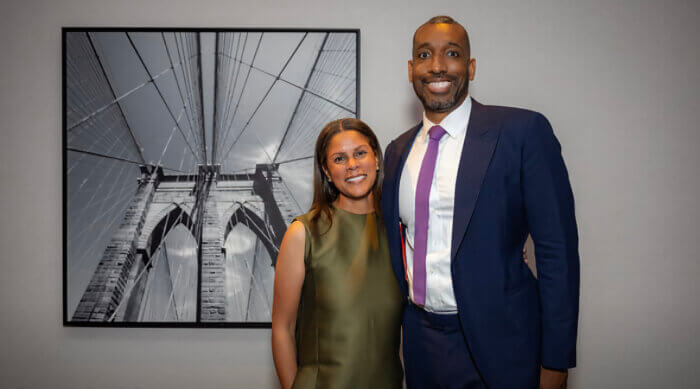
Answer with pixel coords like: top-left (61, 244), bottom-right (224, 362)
top-left (408, 60), bottom-right (414, 83)
top-left (468, 58), bottom-right (476, 81)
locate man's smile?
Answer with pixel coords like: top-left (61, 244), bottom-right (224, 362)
top-left (425, 80), bottom-right (452, 93)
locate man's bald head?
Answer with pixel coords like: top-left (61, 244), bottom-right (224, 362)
top-left (413, 15), bottom-right (470, 58)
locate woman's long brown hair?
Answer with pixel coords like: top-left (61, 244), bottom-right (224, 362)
top-left (308, 118), bottom-right (384, 234)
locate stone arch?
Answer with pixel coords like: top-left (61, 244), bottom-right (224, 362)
top-left (146, 204), bottom-right (195, 257)
top-left (224, 203), bottom-right (279, 265)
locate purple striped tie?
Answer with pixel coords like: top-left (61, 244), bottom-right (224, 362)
top-left (413, 125), bottom-right (447, 306)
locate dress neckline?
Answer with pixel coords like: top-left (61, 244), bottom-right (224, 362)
top-left (334, 206), bottom-right (375, 216)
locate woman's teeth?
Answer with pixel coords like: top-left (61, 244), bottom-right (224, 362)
top-left (345, 175), bottom-right (366, 183)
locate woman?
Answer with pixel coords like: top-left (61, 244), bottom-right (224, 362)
top-left (271, 118), bottom-right (403, 389)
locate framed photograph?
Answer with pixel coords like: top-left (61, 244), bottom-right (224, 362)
top-left (63, 28), bottom-right (360, 327)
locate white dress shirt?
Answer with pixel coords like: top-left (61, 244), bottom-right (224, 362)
top-left (398, 96), bottom-right (472, 313)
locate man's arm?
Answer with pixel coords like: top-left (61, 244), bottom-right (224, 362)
top-left (380, 140), bottom-right (396, 220)
top-left (521, 112), bottom-right (580, 374)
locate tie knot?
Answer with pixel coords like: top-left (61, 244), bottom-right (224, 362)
top-left (428, 125), bottom-right (447, 141)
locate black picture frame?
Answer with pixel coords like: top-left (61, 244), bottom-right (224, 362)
top-left (63, 27), bottom-right (360, 327)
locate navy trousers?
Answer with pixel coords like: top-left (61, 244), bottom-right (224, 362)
top-left (402, 303), bottom-right (487, 389)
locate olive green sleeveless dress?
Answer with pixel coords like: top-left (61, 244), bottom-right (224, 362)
top-left (292, 208), bottom-right (403, 389)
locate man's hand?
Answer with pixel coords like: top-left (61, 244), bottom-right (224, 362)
top-left (540, 367), bottom-right (567, 389)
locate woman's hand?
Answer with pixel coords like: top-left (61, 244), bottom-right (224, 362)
top-left (523, 247), bottom-right (529, 264)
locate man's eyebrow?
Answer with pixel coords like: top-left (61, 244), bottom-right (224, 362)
top-left (414, 42), bottom-right (431, 51)
top-left (414, 42), bottom-right (464, 51)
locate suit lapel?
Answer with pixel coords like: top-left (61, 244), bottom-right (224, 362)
top-left (385, 123), bottom-right (421, 294)
top-left (391, 123), bottom-right (422, 225)
top-left (451, 101), bottom-right (500, 259)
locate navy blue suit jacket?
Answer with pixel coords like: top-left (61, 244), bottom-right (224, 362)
top-left (381, 100), bottom-right (580, 388)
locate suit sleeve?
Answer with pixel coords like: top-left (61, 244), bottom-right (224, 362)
top-left (522, 113), bottom-right (580, 369)
top-left (383, 140), bottom-right (395, 164)
top-left (380, 140), bottom-right (395, 223)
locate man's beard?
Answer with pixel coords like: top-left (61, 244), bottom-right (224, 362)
top-left (414, 79), bottom-right (469, 113)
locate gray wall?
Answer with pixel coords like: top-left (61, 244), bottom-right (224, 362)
top-left (1, 0), bottom-right (699, 387)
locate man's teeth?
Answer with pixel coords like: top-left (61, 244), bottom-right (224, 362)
top-left (429, 81), bottom-right (450, 88)
top-left (345, 175), bottom-right (366, 183)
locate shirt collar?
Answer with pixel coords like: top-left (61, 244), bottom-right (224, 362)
top-left (421, 95), bottom-right (472, 139)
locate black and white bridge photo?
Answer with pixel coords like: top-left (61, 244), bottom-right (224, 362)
top-left (63, 29), bottom-right (359, 326)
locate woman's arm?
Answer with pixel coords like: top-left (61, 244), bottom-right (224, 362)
top-left (271, 221), bottom-right (306, 389)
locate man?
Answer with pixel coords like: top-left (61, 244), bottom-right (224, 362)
top-left (381, 16), bottom-right (580, 389)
